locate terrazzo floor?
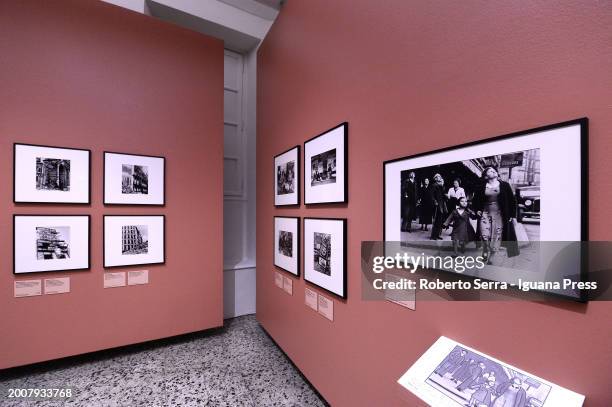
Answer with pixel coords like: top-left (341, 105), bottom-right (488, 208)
top-left (0, 315), bottom-right (328, 407)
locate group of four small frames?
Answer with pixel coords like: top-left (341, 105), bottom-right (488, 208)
top-left (13, 143), bottom-right (165, 274)
top-left (273, 122), bottom-right (349, 299)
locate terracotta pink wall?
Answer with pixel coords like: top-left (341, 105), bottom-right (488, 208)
top-left (256, 1), bottom-right (612, 406)
top-left (0, 0), bottom-right (223, 369)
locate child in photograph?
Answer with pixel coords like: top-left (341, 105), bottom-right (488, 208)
top-left (443, 196), bottom-right (477, 255)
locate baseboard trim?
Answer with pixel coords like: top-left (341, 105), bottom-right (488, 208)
top-left (0, 324), bottom-right (224, 378)
top-left (257, 320), bottom-right (331, 407)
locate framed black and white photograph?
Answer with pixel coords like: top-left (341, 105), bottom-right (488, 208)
top-left (104, 152), bottom-right (165, 205)
top-left (104, 215), bottom-right (165, 268)
top-left (14, 215), bottom-right (90, 274)
top-left (304, 122), bottom-right (348, 204)
top-left (303, 217), bottom-right (347, 298)
top-left (384, 119), bottom-right (588, 298)
top-left (274, 145), bottom-right (300, 206)
top-left (274, 216), bottom-right (300, 276)
top-left (14, 143), bottom-right (91, 204)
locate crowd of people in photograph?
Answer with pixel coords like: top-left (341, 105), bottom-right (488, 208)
top-left (432, 347), bottom-right (540, 407)
top-left (401, 167), bottom-right (519, 263)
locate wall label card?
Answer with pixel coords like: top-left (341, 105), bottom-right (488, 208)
top-left (104, 272), bottom-right (126, 288)
top-left (14, 280), bottom-right (42, 297)
top-left (317, 294), bottom-right (334, 321)
top-left (398, 336), bottom-right (585, 407)
top-left (305, 287), bottom-right (318, 311)
top-left (127, 270), bottom-right (149, 286)
top-left (274, 271), bottom-right (283, 289)
top-left (44, 277), bottom-right (70, 295)
top-left (282, 275), bottom-right (293, 295)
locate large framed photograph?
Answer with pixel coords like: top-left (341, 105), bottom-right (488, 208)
top-left (274, 146), bottom-right (300, 206)
top-left (303, 217), bottom-right (347, 298)
top-left (14, 215), bottom-right (90, 274)
top-left (104, 152), bottom-right (165, 205)
top-left (14, 143), bottom-right (91, 204)
top-left (304, 122), bottom-right (348, 204)
top-left (398, 336), bottom-right (585, 406)
top-left (104, 215), bottom-right (165, 268)
top-left (274, 216), bottom-right (300, 276)
top-left (383, 119), bottom-right (587, 298)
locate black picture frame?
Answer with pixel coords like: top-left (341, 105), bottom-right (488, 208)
top-left (273, 216), bottom-right (301, 277)
top-left (103, 151), bottom-right (166, 206)
top-left (304, 122), bottom-right (348, 205)
top-left (103, 215), bottom-right (166, 268)
top-left (383, 118), bottom-right (589, 302)
top-left (303, 217), bottom-right (348, 299)
top-left (13, 214), bottom-right (91, 274)
top-left (274, 145), bottom-right (300, 207)
top-left (13, 143), bottom-right (92, 205)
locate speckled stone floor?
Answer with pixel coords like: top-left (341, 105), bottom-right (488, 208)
top-left (0, 315), bottom-right (328, 407)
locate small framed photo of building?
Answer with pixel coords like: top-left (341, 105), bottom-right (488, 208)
top-left (303, 217), bottom-right (347, 298)
top-left (274, 216), bottom-right (300, 276)
top-left (104, 215), bottom-right (165, 268)
top-left (104, 152), bottom-right (165, 205)
top-left (304, 122), bottom-right (348, 204)
top-left (14, 143), bottom-right (91, 204)
top-left (274, 145), bottom-right (300, 206)
top-left (14, 215), bottom-right (90, 274)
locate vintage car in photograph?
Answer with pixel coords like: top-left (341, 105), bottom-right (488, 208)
top-left (516, 185), bottom-right (540, 222)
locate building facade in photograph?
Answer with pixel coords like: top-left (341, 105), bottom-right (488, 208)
top-left (36, 158), bottom-right (70, 191)
top-left (122, 165), bottom-right (148, 194)
top-left (122, 225), bottom-right (147, 254)
top-left (36, 227), bottom-right (70, 260)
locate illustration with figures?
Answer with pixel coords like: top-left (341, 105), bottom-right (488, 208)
top-left (426, 346), bottom-right (551, 407)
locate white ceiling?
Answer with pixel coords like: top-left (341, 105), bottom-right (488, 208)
top-left (100, 0), bottom-right (281, 52)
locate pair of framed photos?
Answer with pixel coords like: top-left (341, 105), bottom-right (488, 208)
top-left (14, 144), bottom-right (165, 205)
top-left (13, 215), bottom-right (165, 274)
top-left (274, 216), bottom-right (347, 299)
top-left (274, 122), bottom-right (348, 206)
top-left (383, 118), bottom-right (588, 301)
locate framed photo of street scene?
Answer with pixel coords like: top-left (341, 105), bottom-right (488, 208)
top-left (303, 217), bottom-right (347, 299)
top-left (274, 146), bottom-right (300, 206)
top-left (398, 336), bottom-right (585, 407)
top-left (104, 152), bottom-right (165, 206)
top-left (304, 122), bottom-right (348, 204)
top-left (14, 215), bottom-right (90, 274)
top-left (103, 215), bottom-right (165, 268)
top-left (383, 118), bottom-right (588, 300)
top-left (274, 216), bottom-right (300, 276)
top-left (14, 143), bottom-right (91, 204)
